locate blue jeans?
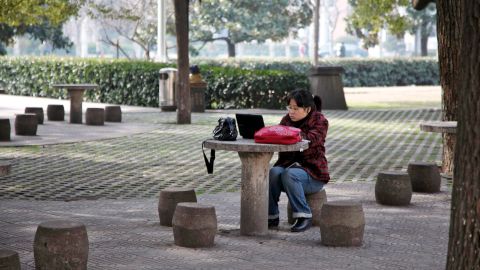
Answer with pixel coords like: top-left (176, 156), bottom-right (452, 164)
top-left (268, 166), bottom-right (325, 219)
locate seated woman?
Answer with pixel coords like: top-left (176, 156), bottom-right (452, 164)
top-left (268, 89), bottom-right (330, 232)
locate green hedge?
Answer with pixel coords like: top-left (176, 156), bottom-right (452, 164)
top-left (0, 56), bottom-right (439, 109)
top-left (0, 57), bottom-right (170, 107)
top-left (195, 57), bottom-right (440, 86)
top-left (202, 66), bottom-right (308, 109)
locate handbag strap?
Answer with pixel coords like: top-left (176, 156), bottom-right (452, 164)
top-left (202, 141), bottom-right (215, 174)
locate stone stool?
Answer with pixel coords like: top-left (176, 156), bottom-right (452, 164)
top-left (158, 188), bottom-right (197, 226)
top-left (85, 108), bottom-right (105, 126)
top-left (14, 114), bottom-right (38, 136)
top-left (408, 162), bottom-right (441, 193)
top-left (0, 249), bottom-right (21, 270)
top-left (375, 171), bottom-right (412, 206)
top-left (287, 189), bottom-right (327, 226)
top-left (0, 162), bottom-right (12, 176)
top-left (319, 201), bottom-right (365, 247)
top-left (47, 105), bottom-right (64, 121)
top-left (33, 220), bottom-right (89, 270)
top-left (25, 107), bottom-right (44, 124)
top-left (172, 202), bottom-right (217, 248)
top-left (105, 106), bottom-right (122, 122)
top-left (0, 118), bottom-right (10, 141)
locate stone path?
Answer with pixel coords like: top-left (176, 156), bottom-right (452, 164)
top-left (0, 183), bottom-right (450, 270)
top-left (0, 91), bottom-right (449, 269)
top-left (0, 109), bottom-right (441, 200)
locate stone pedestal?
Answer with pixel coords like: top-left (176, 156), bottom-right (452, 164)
top-left (14, 114), bottom-right (38, 136)
top-left (105, 106), bottom-right (122, 122)
top-left (308, 66), bottom-right (348, 110)
top-left (34, 220), bottom-right (89, 270)
top-left (0, 118), bottom-right (11, 141)
top-left (47, 105), bottom-right (65, 121)
top-left (288, 189), bottom-right (327, 226)
top-left (0, 163), bottom-right (12, 176)
top-left (319, 201), bottom-right (365, 247)
top-left (68, 90), bottom-right (85, 124)
top-left (408, 162), bottom-right (441, 193)
top-left (0, 249), bottom-right (21, 270)
top-left (190, 81), bottom-right (207, 112)
top-left (158, 188), bottom-right (197, 226)
top-left (25, 107), bottom-right (44, 125)
top-left (375, 171), bottom-right (412, 206)
top-left (85, 108), bottom-right (105, 126)
top-left (238, 152), bottom-right (272, 236)
top-left (173, 202), bottom-right (217, 248)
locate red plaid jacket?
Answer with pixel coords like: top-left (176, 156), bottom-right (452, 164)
top-left (274, 111), bottom-right (330, 183)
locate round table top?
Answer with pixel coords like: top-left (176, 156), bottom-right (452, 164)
top-left (203, 138), bottom-right (309, 153)
top-left (52, 83), bottom-right (98, 90)
top-left (420, 121), bottom-right (457, 134)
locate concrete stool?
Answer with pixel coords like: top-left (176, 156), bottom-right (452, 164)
top-left (375, 171), bottom-right (412, 206)
top-left (408, 162), bottom-right (441, 193)
top-left (158, 188), bottom-right (197, 226)
top-left (25, 107), bottom-right (44, 124)
top-left (173, 202), bottom-right (217, 248)
top-left (0, 249), bottom-right (21, 270)
top-left (105, 106), bottom-right (122, 122)
top-left (14, 114), bottom-right (38, 136)
top-left (319, 201), bottom-right (365, 247)
top-left (34, 220), bottom-right (88, 270)
top-left (0, 118), bottom-right (10, 141)
top-left (287, 189), bottom-right (327, 226)
top-left (85, 108), bottom-right (105, 126)
top-left (0, 163), bottom-right (12, 176)
top-left (47, 105), bottom-right (64, 121)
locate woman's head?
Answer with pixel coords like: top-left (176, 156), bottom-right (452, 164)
top-left (286, 89), bottom-right (322, 121)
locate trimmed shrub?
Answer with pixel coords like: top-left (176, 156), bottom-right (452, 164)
top-left (195, 57), bottom-right (440, 86)
top-left (0, 56), bottom-right (439, 109)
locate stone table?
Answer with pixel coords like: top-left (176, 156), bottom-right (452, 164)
top-left (420, 121), bottom-right (457, 134)
top-left (203, 138), bottom-right (309, 236)
top-left (420, 121), bottom-right (457, 177)
top-left (52, 84), bottom-right (98, 124)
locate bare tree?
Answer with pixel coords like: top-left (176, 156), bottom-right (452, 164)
top-left (88, 0), bottom-right (158, 60)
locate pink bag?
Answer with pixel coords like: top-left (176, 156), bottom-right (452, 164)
top-left (254, 125), bottom-right (302, 145)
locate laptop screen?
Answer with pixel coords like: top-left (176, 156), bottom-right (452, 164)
top-left (235, 114), bottom-right (265, 139)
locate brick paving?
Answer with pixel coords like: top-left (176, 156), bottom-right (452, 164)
top-left (1, 183), bottom-right (450, 270)
top-left (0, 93), bottom-right (449, 269)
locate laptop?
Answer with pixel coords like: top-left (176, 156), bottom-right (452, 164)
top-left (235, 113), bottom-right (265, 139)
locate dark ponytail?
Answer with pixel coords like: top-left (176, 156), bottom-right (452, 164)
top-left (286, 89), bottom-right (323, 112)
top-left (313, 95), bottom-right (322, 112)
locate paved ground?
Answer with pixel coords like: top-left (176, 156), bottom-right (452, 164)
top-left (0, 86), bottom-right (450, 269)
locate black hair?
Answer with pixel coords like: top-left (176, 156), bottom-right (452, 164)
top-left (286, 89), bottom-right (322, 112)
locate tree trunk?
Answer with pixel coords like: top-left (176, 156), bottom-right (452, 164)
top-left (173, 0), bottom-right (191, 124)
top-left (420, 32), bottom-right (428, 56)
top-left (226, 39), bottom-right (236, 58)
top-left (436, 0), bottom-right (462, 175)
top-left (446, 0), bottom-right (480, 269)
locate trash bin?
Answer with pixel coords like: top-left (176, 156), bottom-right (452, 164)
top-left (159, 68), bottom-right (178, 111)
top-left (308, 66), bottom-right (348, 110)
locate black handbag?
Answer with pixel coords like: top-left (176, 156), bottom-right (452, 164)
top-left (212, 117), bottom-right (238, 141)
top-left (202, 117), bottom-right (238, 174)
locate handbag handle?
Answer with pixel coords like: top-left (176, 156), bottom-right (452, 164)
top-left (202, 141), bottom-right (215, 174)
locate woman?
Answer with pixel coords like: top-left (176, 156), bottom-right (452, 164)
top-left (268, 89), bottom-right (330, 232)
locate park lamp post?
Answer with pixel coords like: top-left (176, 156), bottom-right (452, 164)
top-left (157, 0), bottom-right (167, 62)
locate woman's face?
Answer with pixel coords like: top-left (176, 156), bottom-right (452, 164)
top-left (287, 99), bottom-right (310, 122)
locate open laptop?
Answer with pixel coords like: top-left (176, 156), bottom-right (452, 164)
top-left (235, 113), bottom-right (265, 139)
